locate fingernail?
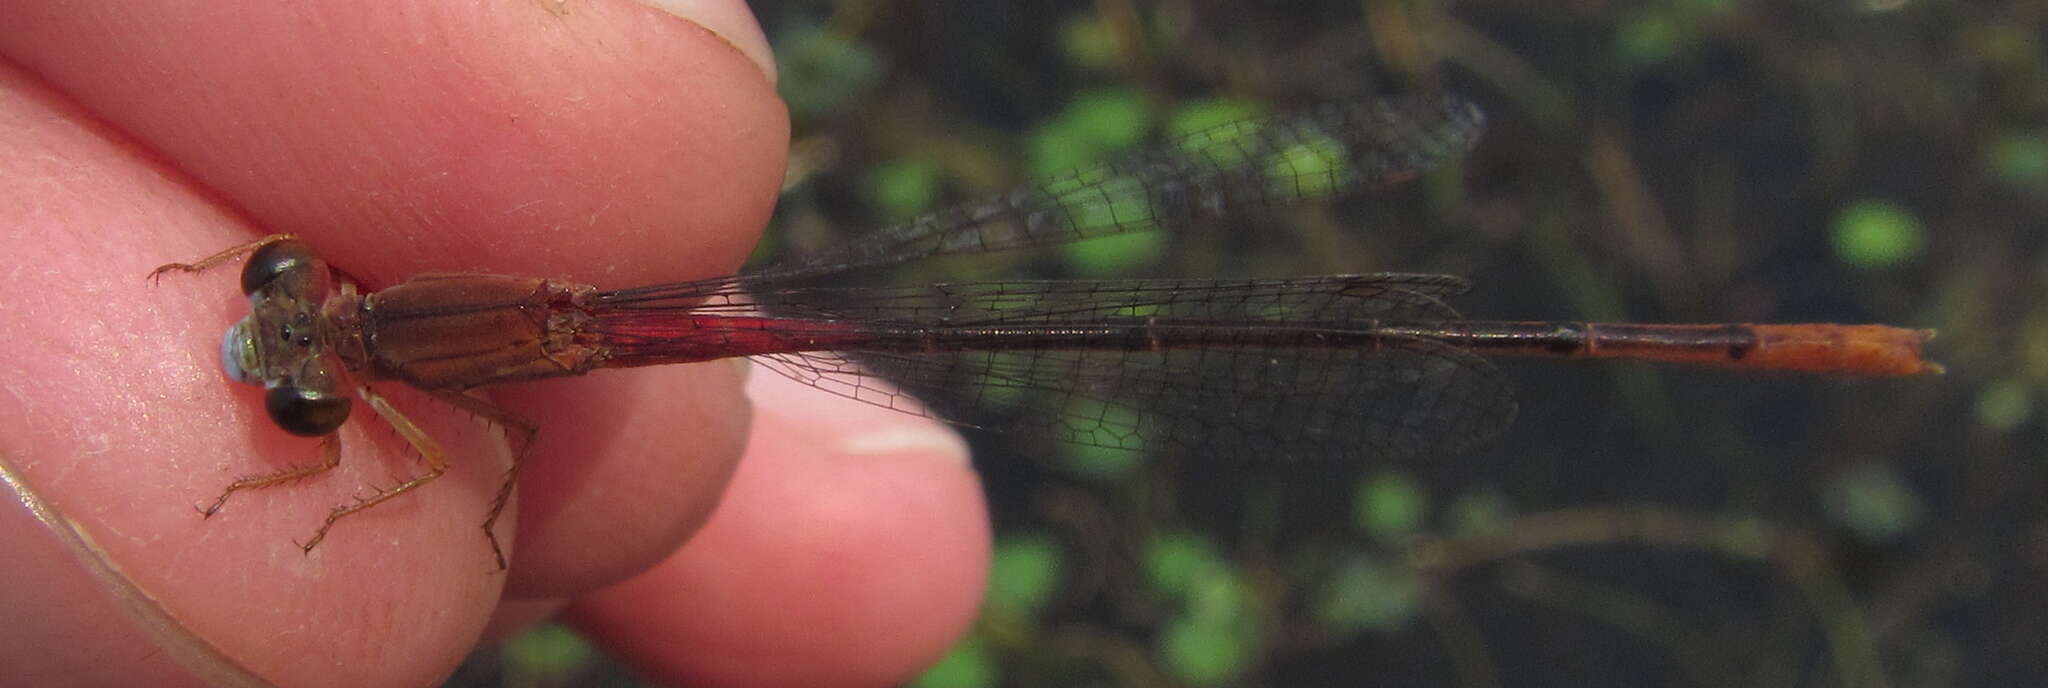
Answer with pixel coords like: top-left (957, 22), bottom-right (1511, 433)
top-left (744, 370), bottom-right (973, 464)
top-left (839, 424), bottom-right (972, 464)
top-left (632, 0), bottom-right (779, 83)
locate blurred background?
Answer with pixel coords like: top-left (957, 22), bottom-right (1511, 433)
top-left (457, 1), bottom-right (2045, 685)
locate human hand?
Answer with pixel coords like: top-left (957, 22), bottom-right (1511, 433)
top-left (0, 1), bottom-right (988, 685)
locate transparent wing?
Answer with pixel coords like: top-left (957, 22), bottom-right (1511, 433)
top-left (744, 93), bottom-right (1484, 283)
top-left (725, 274), bottom-right (1515, 460)
top-left (597, 273), bottom-right (1471, 323)
top-left (754, 332), bottom-right (1514, 461)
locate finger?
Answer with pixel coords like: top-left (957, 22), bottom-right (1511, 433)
top-left (564, 371), bottom-right (992, 687)
top-left (0, 59), bottom-right (511, 687)
top-left (1, 0), bottom-right (785, 285)
top-left (0, 0), bottom-right (784, 684)
top-left (494, 360), bottom-right (755, 598)
top-left (5, 0), bottom-right (785, 581)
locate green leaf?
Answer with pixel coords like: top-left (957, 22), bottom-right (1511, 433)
top-left (1168, 99), bottom-right (1265, 140)
top-left (1058, 397), bottom-right (1146, 452)
top-left (1352, 471), bottom-right (1429, 541)
top-left (1262, 135), bottom-right (1353, 199)
top-left (1058, 14), bottom-right (1120, 71)
top-left (1063, 230), bottom-right (1166, 275)
top-left (1144, 531), bottom-right (1227, 598)
top-left (1059, 441), bottom-right (1146, 481)
top-left (1973, 379), bottom-right (2034, 431)
top-left (1831, 199), bottom-right (1926, 269)
top-left (1158, 613), bottom-right (1253, 686)
top-left (912, 636), bottom-right (997, 688)
top-left (863, 158), bottom-right (941, 221)
top-left (986, 533), bottom-right (1064, 618)
top-left (1183, 564), bottom-right (1250, 623)
top-left (1822, 463), bottom-right (1925, 543)
top-left (500, 624), bottom-right (595, 680)
top-left (773, 25), bottom-right (883, 120)
top-left (1989, 131), bottom-right (2048, 190)
top-left (1026, 126), bottom-right (1102, 179)
top-left (1063, 88), bottom-right (1152, 151)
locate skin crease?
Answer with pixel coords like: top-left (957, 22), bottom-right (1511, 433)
top-left (0, 1), bottom-right (990, 686)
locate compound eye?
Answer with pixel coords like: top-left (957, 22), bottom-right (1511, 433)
top-left (240, 239), bottom-right (318, 295)
top-left (264, 385), bottom-right (351, 437)
top-left (220, 317), bottom-right (262, 385)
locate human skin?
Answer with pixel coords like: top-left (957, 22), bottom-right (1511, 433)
top-left (0, 1), bottom-right (990, 686)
